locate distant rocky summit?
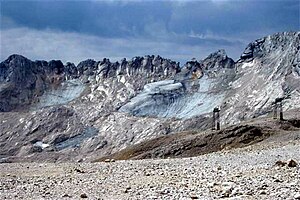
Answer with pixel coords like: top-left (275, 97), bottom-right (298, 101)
top-left (0, 31), bottom-right (299, 162)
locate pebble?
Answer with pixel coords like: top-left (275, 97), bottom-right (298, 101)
top-left (295, 193), bottom-right (300, 199)
top-left (80, 193), bottom-right (88, 198)
top-left (287, 159), bottom-right (298, 167)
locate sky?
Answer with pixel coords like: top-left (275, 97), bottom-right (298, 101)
top-left (0, 0), bottom-right (299, 65)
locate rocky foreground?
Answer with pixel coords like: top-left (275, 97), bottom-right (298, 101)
top-left (1, 137), bottom-right (299, 200)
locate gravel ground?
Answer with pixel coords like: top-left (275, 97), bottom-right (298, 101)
top-left (0, 140), bottom-right (299, 200)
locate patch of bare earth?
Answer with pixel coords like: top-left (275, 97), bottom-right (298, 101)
top-left (96, 117), bottom-right (300, 161)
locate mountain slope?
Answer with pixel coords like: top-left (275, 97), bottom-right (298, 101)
top-left (223, 31), bottom-right (300, 124)
top-left (0, 31), bottom-right (299, 162)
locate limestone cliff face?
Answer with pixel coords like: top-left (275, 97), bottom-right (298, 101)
top-left (119, 49), bottom-right (236, 119)
top-left (222, 31), bottom-right (300, 124)
top-left (0, 31), bottom-right (299, 162)
top-left (0, 55), bottom-right (65, 111)
top-left (0, 55), bottom-right (180, 112)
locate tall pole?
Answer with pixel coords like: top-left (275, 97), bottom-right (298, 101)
top-left (216, 110), bottom-right (220, 130)
top-left (212, 107), bottom-right (220, 130)
top-left (279, 101), bottom-right (283, 120)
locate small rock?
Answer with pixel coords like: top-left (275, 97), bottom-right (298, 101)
top-left (207, 182), bottom-right (217, 187)
top-left (104, 158), bottom-right (115, 163)
top-left (260, 190), bottom-right (267, 195)
top-left (294, 193), bottom-right (300, 199)
top-left (274, 179), bottom-right (283, 183)
top-left (124, 186), bottom-right (131, 193)
top-left (275, 160), bottom-right (286, 167)
top-left (74, 168), bottom-right (85, 173)
top-left (62, 194), bottom-right (71, 198)
top-left (190, 194), bottom-right (199, 199)
top-left (221, 182), bottom-right (235, 197)
top-left (287, 159), bottom-right (298, 167)
top-left (80, 193), bottom-right (88, 198)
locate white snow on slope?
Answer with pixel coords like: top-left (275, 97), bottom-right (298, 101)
top-left (33, 79), bottom-right (85, 109)
top-left (120, 76), bottom-right (224, 119)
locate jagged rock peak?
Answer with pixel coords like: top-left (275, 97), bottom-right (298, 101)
top-left (207, 49), bottom-right (227, 59)
top-left (0, 54), bottom-right (35, 83)
top-left (75, 55), bottom-right (181, 80)
top-left (5, 54), bottom-right (29, 62)
top-left (201, 49), bottom-right (235, 70)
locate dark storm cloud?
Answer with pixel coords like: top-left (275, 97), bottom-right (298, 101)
top-left (169, 0), bottom-right (299, 36)
top-left (0, 1), bottom-right (173, 38)
top-left (0, 0), bottom-right (299, 64)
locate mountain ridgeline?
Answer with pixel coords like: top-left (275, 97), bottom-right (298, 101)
top-left (0, 31), bottom-right (299, 162)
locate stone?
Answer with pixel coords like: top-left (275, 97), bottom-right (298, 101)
top-left (74, 168), bottom-right (85, 173)
top-left (221, 182), bottom-right (235, 197)
top-left (260, 190), bottom-right (267, 195)
top-left (287, 159), bottom-right (298, 167)
top-left (62, 194), bottom-right (71, 198)
top-left (80, 193), bottom-right (88, 198)
top-left (275, 160), bottom-right (286, 167)
top-left (190, 194), bottom-right (199, 199)
top-left (294, 193), bottom-right (300, 199)
top-left (145, 172), bottom-right (151, 176)
top-left (207, 182), bottom-right (217, 188)
top-left (124, 186), bottom-right (131, 193)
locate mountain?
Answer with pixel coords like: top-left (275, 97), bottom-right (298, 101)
top-left (0, 31), bottom-right (299, 162)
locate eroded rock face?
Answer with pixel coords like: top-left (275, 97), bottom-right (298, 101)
top-left (202, 49), bottom-right (235, 70)
top-left (0, 31), bottom-right (299, 162)
top-left (0, 55), bottom-right (80, 111)
top-left (223, 31), bottom-right (300, 124)
top-left (0, 54), bottom-right (189, 162)
top-left (120, 50), bottom-right (236, 119)
top-left (0, 55), bottom-right (45, 111)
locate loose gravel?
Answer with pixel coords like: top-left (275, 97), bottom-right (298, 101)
top-left (1, 140), bottom-right (299, 200)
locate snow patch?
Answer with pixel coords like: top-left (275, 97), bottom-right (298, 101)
top-left (33, 79), bottom-right (85, 109)
top-left (34, 141), bottom-right (50, 149)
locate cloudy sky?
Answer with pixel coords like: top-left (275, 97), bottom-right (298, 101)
top-left (0, 0), bottom-right (299, 64)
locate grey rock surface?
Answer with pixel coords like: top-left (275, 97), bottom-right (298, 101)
top-left (0, 31), bottom-right (299, 162)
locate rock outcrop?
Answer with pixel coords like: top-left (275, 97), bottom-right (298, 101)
top-left (223, 31), bottom-right (300, 124)
top-left (120, 49), bottom-right (236, 119)
top-left (201, 49), bottom-right (235, 70)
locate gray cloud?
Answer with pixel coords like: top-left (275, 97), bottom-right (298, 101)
top-left (0, 27), bottom-right (244, 64)
top-left (0, 0), bottom-right (299, 64)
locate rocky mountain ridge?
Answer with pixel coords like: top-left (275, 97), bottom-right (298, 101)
top-left (0, 31), bottom-right (299, 162)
